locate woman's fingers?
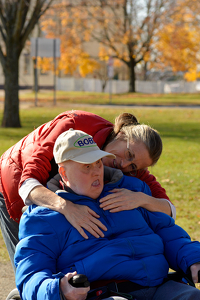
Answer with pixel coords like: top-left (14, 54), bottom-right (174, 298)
top-left (63, 202), bottom-right (107, 239)
top-left (100, 189), bottom-right (124, 206)
top-left (100, 188), bottom-right (136, 211)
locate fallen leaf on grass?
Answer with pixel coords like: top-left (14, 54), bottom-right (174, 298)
top-left (161, 179), bottom-right (170, 183)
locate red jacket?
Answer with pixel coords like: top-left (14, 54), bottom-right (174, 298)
top-left (0, 110), bottom-right (169, 222)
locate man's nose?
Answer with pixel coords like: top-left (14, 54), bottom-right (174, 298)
top-left (93, 165), bottom-right (101, 174)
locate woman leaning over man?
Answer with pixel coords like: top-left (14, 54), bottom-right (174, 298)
top-left (0, 110), bottom-right (175, 271)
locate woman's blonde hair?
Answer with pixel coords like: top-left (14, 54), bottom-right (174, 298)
top-left (112, 113), bottom-right (162, 166)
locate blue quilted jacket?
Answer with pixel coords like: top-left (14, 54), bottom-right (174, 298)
top-left (15, 167), bottom-right (200, 300)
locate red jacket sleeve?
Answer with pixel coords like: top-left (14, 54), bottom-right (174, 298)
top-left (136, 169), bottom-right (170, 202)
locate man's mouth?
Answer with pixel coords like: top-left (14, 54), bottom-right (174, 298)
top-left (92, 179), bottom-right (100, 187)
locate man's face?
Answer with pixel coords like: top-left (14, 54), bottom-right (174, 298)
top-left (61, 159), bottom-right (104, 199)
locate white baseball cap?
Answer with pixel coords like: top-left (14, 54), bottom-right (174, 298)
top-left (53, 128), bottom-right (116, 164)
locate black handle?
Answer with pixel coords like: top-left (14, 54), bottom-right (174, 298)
top-left (69, 274), bottom-right (90, 288)
top-left (198, 270), bottom-right (200, 283)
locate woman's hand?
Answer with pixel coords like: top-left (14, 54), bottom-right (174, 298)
top-left (63, 200), bottom-right (107, 239)
top-left (99, 188), bottom-right (172, 217)
top-left (99, 188), bottom-right (144, 212)
top-left (60, 272), bottom-right (90, 300)
top-left (29, 186), bottom-right (107, 239)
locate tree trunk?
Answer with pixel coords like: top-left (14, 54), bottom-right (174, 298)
top-left (2, 46), bottom-right (21, 128)
top-left (102, 79), bottom-right (107, 92)
top-left (144, 61), bottom-right (148, 81)
top-left (33, 57), bottom-right (39, 93)
top-left (128, 58), bottom-right (136, 93)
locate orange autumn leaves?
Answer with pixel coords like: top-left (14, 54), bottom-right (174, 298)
top-left (152, 0), bottom-right (200, 81)
top-left (38, 2), bottom-right (100, 77)
top-left (38, 0), bottom-right (200, 81)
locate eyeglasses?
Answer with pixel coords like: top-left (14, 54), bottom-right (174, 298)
top-left (124, 140), bottom-right (137, 176)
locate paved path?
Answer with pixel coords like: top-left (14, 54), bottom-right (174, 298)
top-left (0, 262), bottom-right (15, 300)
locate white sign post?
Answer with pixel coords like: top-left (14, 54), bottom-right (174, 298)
top-left (31, 38), bottom-right (60, 106)
top-left (107, 57), bottom-right (114, 103)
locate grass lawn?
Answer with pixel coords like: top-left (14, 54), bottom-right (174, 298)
top-left (6, 89), bottom-right (200, 106)
top-left (0, 96), bottom-right (200, 268)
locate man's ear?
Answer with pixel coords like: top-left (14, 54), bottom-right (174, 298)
top-left (59, 166), bottom-right (68, 181)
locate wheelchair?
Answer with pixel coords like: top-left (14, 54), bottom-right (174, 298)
top-left (6, 288), bottom-right (20, 300)
top-left (6, 207), bottom-right (200, 299)
top-left (5, 271), bottom-right (199, 300)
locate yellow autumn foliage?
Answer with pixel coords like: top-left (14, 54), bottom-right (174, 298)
top-left (39, 2), bottom-right (99, 77)
top-left (153, 1), bottom-right (200, 80)
top-left (38, 0), bottom-right (200, 89)
top-left (155, 22), bottom-right (200, 74)
top-left (98, 45), bottom-right (122, 67)
top-left (78, 54), bottom-right (100, 77)
top-left (184, 68), bottom-right (200, 81)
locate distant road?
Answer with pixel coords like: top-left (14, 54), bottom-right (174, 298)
top-left (79, 104), bottom-right (200, 109)
top-left (53, 103), bottom-right (200, 109)
top-left (0, 99), bottom-right (200, 110)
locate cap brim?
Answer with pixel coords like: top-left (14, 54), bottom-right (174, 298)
top-left (70, 150), bottom-right (115, 164)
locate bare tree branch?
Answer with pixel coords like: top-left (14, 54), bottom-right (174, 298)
top-left (38, 0), bottom-right (54, 19)
top-left (0, 44), bottom-right (5, 70)
top-left (0, 23), bottom-right (6, 42)
top-left (20, 0), bottom-right (54, 55)
top-left (13, 0), bottom-right (29, 40)
top-left (0, 1), bottom-right (7, 31)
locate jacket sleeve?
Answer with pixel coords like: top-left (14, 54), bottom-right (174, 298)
top-left (140, 209), bottom-right (200, 273)
top-left (136, 169), bottom-right (170, 201)
top-left (15, 209), bottom-right (67, 300)
top-left (19, 113), bottom-right (77, 187)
